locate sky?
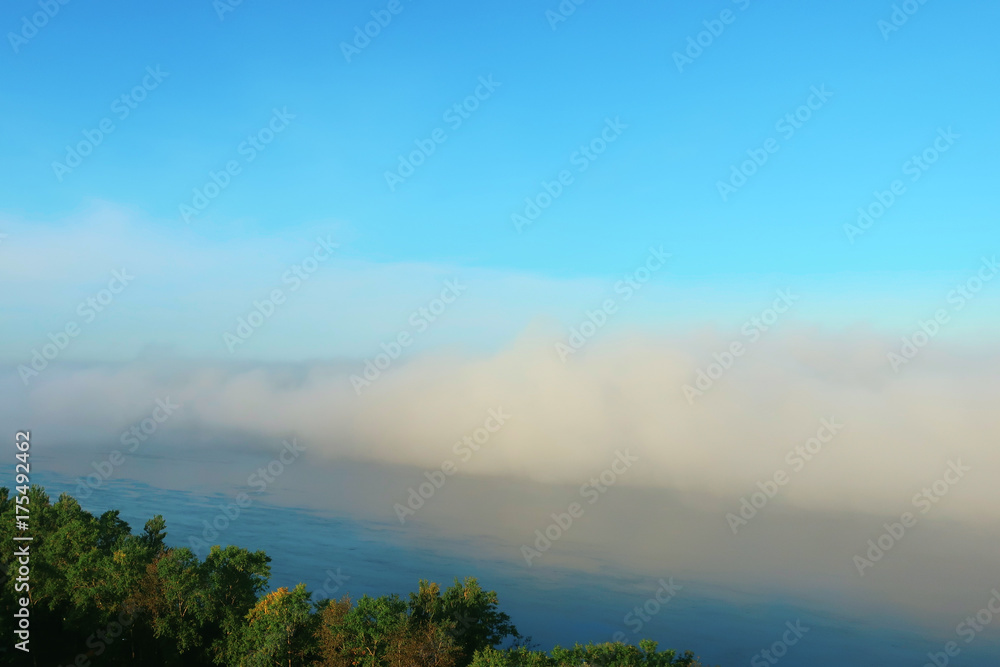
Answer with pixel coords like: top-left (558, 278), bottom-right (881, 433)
top-left (3, 1), bottom-right (1000, 660)
top-left (2, 0), bottom-right (999, 361)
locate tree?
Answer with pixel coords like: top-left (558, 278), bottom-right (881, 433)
top-left (314, 593), bottom-right (410, 666)
top-left (238, 584), bottom-right (318, 666)
top-left (202, 545), bottom-right (272, 665)
top-left (134, 547), bottom-right (213, 660)
top-left (468, 646), bottom-right (554, 667)
top-left (407, 577), bottom-right (520, 663)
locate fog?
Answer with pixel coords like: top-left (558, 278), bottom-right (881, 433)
top-left (6, 326), bottom-right (999, 644)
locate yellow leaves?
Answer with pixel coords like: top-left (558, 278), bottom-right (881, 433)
top-left (248, 586), bottom-right (290, 622)
top-left (264, 587), bottom-right (290, 605)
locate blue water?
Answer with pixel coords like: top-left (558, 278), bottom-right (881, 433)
top-left (29, 470), bottom-right (1000, 666)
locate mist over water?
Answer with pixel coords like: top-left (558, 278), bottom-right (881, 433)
top-left (24, 399), bottom-right (1000, 666)
top-left (6, 323), bottom-right (1000, 665)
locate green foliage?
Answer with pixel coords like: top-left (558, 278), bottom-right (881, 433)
top-left (0, 486), bottom-right (709, 667)
top-left (408, 577), bottom-right (521, 662)
top-left (238, 584), bottom-right (318, 666)
top-left (468, 646), bottom-right (556, 667)
top-left (314, 593), bottom-right (412, 666)
top-left (472, 641), bottom-right (704, 667)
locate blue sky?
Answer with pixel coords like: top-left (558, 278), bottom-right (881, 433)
top-left (1, 0), bottom-right (999, 361)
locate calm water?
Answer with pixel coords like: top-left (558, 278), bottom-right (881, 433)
top-left (28, 468), bottom-right (1000, 666)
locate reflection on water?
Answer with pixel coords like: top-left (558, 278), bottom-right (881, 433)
top-left (29, 466), bottom-right (1000, 666)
